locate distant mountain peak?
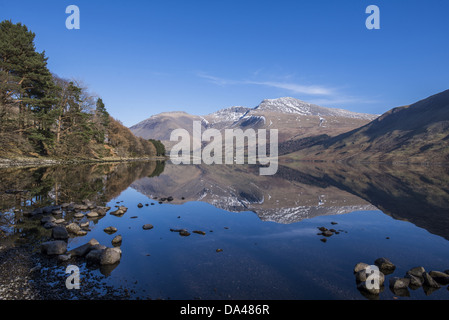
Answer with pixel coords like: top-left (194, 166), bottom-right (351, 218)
top-left (256, 97), bottom-right (313, 114)
top-left (261, 97), bottom-right (309, 104)
top-left (153, 111), bottom-right (190, 116)
top-left (130, 96), bottom-right (378, 147)
top-left (255, 97), bottom-right (377, 120)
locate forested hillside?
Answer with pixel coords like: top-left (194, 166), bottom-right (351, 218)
top-left (0, 20), bottom-right (157, 159)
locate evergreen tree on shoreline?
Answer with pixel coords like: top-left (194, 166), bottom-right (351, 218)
top-left (0, 20), bottom-right (158, 159)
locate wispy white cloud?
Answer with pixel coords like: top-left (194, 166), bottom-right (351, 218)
top-left (196, 72), bottom-right (379, 107)
top-left (245, 80), bottom-right (335, 96)
top-left (196, 72), bottom-right (335, 96)
top-left (196, 73), bottom-right (232, 86)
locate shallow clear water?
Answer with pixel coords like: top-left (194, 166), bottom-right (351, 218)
top-left (1, 161), bottom-right (449, 300)
top-left (71, 196), bottom-right (449, 300)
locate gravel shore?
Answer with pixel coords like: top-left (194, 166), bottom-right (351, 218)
top-left (0, 242), bottom-right (132, 300)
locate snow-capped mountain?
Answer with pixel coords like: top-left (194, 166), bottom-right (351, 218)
top-left (255, 97), bottom-right (377, 120)
top-left (205, 106), bottom-right (251, 129)
top-left (130, 97), bottom-right (378, 150)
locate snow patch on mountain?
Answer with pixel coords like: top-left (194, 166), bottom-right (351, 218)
top-left (206, 106), bottom-right (251, 124)
top-left (256, 97), bottom-right (378, 120)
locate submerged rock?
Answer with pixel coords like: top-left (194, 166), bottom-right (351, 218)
top-left (357, 281), bottom-right (384, 296)
top-left (86, 211), bottom-right (99, 218)
top-left (100, 247), bottom-right (122, 265)
top-left (142, 224), bottom-right (154, 230)
top-left (66, 223), bottom-right (81, 234)
top-left (111, 235), bottom-right (122, 246)
top-left (95, 206), bottom-right (110, 216)
top-left (405, 273), bottom-right (424, 288)
top-left (41, 216), bottom-right (56, 224)
top-left (429, 271), bottom-right (449, 285)
top-left (423, 272), bottom-right (441, 288)
top-left (389, 277), bottom-right (410, 290)
top-left (406, 266), bottom-right (425, 279)
top-left (80, 221), bottom-right (90, 229)
top-left (374, 257), bottom-right (396, 274)
top-left (104, 226), bottom-right (118, 234)
top-left (170, 228), bottom-right (189, 236)
top-left (423, 285), bottom-right (440, 296)
top-left (52, 226), bottom-right (69, 240)
top-left (41, 241), bottom-right (67, 255)
top-left (69, 239), bottom-right (99, 257)
top-left (110, 209), bottom-right (125, 217)
top-left (390, 287), bottom-right (410, 297)
top-left (74, 204), bottom-right (89, 211)
top-left (354, 262), bottom-right (370, 274)
top-left (193, 230), bottom-right (206, 235)
top-left (355, 267), bottom-right (385, 287)
top-left (355, 269), bottom-right (368, 282)
top-left (86, 249), bottom-right (104, 264)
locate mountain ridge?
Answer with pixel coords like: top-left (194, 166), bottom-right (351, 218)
top-left (130, 97), bottom-right (378, 150)
top-left (284, 89), bottom-right (449, 163)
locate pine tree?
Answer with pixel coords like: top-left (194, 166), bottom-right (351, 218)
top-left (94, 98), bottom-right (110, 143)
top-left (0, 20), bottom-right (54, 153)
top-left (0, 20), bottom-right (157, 159)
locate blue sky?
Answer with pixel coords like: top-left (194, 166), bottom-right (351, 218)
top-left (1, 0), bottom-right (448, 127)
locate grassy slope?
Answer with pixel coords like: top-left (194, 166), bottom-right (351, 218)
top-left (283, 89), bottom-right (449, 163)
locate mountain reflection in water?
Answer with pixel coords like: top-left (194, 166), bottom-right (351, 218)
top-left (1, 161), bottom-right (449, 241)
top-left (2, 160), bottom-right (449, 300)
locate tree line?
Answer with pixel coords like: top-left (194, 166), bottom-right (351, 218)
top-left (0, 20), bottom-right (159, 159)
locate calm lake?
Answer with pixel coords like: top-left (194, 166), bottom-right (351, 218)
top-left (1, 161), bottom-right (449, 300)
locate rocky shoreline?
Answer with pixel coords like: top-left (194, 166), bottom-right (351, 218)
top-left (0, 242), bottom-right (134, 300)
top-left (0, 156), bottom-right (167, 169)
top-left (0, 197), bottom-right (180, 300)
top-left (0, 199), bottom-right (133, 300)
